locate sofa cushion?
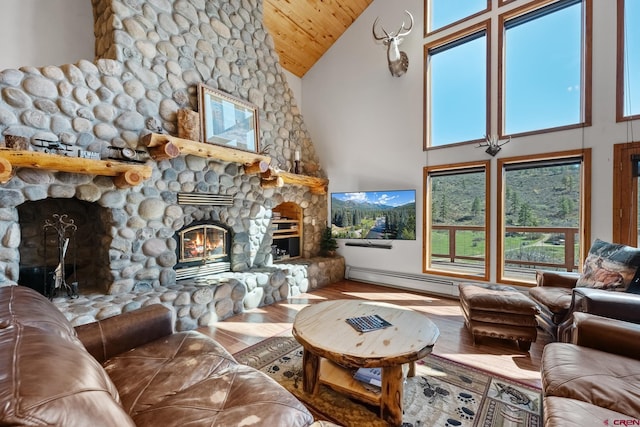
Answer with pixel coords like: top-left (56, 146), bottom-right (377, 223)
top-left (541, 342), bottom-right (640, 419)
top-left (0, 285), bottom-right (77, 339)
top-left (528, 286), bottom-right (573, 314)
top-left (576, 239), bottom-right (640, 291)
top-left (0, 323), bottom-right (135, 426)
top-left (104, 330), bottom-right (314, 426)
top-left (543, 396), bottom-right (633, 427)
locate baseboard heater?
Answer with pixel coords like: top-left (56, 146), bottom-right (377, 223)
top-left (345, 265), bottom-right (458, 297)
top-left (345, 241), bottom-right (392, 249)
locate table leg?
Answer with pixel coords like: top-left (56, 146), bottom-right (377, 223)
top-left (380, 365), bottom-right (403, 426)
top-left (301, 349), bottom-right (320, 394)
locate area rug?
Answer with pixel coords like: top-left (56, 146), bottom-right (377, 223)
top-left (234, 335), bottom-right (542, 427)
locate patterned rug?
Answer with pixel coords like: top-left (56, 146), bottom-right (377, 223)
top-left (234, 335), bottom-right (542, 427)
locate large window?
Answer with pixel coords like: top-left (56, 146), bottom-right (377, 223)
top-left (426, 0), bottom-right (489, 34)
top-left (424, 161), bottom-right (490, 280)
top-left (618, 0), bottom-right (640, 120)
top-left (501, 0), bottom-right (588, 136)
top-left (497, 150), bottom-right (591, 284)
top-left (425, 24), bottom-right (489, 148)
top-left (424, 0), bottom-right (591, 149)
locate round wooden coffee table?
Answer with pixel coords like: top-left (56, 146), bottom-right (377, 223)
top-left (292, 299), bottom-right (440, 426)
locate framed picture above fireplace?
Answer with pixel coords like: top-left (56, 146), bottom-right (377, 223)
top-left (198, 83), bottom-right (260, 153)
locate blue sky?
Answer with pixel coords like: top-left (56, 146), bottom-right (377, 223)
top-left (332, 190), bottom-right (416, 207)
top-left (625, 0), bottom-right (640, 116)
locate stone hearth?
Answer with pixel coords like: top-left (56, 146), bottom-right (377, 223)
top-left (0, 0), bottom-right (341, 329)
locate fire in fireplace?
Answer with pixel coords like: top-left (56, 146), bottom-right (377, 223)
top-left (174, 222), bottom-right (231, 280)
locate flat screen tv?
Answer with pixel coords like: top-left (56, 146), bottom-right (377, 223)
top-left (330, 190), bottom-right (416, 240)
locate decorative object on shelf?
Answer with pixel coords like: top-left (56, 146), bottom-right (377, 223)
top-left (294, 150), bottom-right (301, 174)
top-left (198, 83), bottom-right (259, 153)
top-left (320, 225), bottom-right (338, 257)
top-left (4, 135), bottom-right (29, 150)
top-left (372, 10), bottom-right (413, 77)
top-left (33, 138), bottom-right (100, 160)
top-left (478, 134), bottom-right (511, 157)
top-left (107, 146), bottom-right (148, 164)
top-left (43, 213), bottom-right (78, 299)
top-left (177, 108), bottom-right (201, 141)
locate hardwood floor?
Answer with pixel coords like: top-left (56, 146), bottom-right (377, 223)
top-left (197, 279), bottom-right (552, 389)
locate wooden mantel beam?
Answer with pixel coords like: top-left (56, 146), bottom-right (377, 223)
top-left (275, 171), bottom-right (328, 195)
top-left (142, 133), bottom-right (272, 166)
top-left (0, 149), bottom-right (152, 188)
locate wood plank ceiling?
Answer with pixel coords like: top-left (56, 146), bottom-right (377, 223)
top-left (263, 0), bottom-right (373, 78)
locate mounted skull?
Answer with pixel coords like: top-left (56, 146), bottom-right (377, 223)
top-left (372, 10), bottom-right (414, 77)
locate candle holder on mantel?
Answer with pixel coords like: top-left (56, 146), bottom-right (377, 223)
top-left (294, 150), bottom-right (301, 174)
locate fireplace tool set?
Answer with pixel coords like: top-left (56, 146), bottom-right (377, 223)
top-left (43, 214), bottom-right (78, 299)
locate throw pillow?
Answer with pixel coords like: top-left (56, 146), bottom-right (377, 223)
top-left (577, 239), bottom-right (640, 292)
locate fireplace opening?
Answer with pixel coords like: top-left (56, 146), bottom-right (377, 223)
top-left (17, 198), bottom-right (110, 296)
top-left (174, 221), bottom-right (231, 280)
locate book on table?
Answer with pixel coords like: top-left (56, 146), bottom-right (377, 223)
top-left (353, 367), bottom-right (382, 387)
top-left (345, 314), bottom-right (392, 332)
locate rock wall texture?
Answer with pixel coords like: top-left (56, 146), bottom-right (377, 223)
top-left (0, 0), bottom-right (340, 326)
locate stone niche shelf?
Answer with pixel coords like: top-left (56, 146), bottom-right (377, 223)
top-left (0, 149), bottom-right (152, 188)
top-left (142, 133), bottom-right (328, 194)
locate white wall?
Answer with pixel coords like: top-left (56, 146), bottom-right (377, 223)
top-left (303, 0), bottom-right (640, 287)
top-left (283, 70), bottom-right (302, 113)
top-left (0, 0), bottom-right (94, 70)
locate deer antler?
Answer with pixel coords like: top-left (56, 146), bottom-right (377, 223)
top-left (396, 11), bottom-right (414, 37)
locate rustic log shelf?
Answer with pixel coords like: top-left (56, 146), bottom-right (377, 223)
top-left (0, 149), bottom-right (152, 188)
top-left (142, 133), bottom-right (328, 194)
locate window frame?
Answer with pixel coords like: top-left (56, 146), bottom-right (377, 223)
top-left (423, 160), bottom-right (491, 281)
top-left (613, 141), bottom-right (640, 245)
top-left (617, 0), bottom-right (640, 122)
top-left (424, 0), bottom-right (491, 38)
top-left (424, 20), bottom-right (491, 150)
top-left (496, 149), bottom-right (591, 286)
top-left (498, 0), bottom-right (593, 140)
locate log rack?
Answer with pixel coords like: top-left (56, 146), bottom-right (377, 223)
top-left (142, 133), bottom-right (328, 194)
top-left (0, 149), bottom-right (152, 188)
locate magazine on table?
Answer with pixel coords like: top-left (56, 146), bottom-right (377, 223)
top-left (345, 314), bottom-right (392, 332)
top-left (353, 367), bottom-right (382, 387)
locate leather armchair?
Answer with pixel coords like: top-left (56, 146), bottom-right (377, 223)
top-left (529, 270), bottom-right (640, 340)
top-left (541, 313), bottom-right (640, 425)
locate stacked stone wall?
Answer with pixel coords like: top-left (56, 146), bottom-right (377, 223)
top-left (0, 0), bottom-right (340, 320)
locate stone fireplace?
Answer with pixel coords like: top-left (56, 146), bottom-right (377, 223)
top-left (0, 0), bottom-right (344, 329)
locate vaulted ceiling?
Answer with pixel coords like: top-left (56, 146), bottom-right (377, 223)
top-left (263, 0), bottom-right (373, 78)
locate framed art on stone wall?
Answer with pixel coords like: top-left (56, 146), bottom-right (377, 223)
top-left (198, 83), bottom-right (260, 153)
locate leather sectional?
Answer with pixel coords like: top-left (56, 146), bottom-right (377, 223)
top-left (541, 312), bottom-right (640, 425)
top-left (0, 285), bottom-right (318, 426)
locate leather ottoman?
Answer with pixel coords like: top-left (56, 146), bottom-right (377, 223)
top-left (458, 282), bottom-right (540, 351)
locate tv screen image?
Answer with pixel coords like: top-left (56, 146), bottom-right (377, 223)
top-left (330, 190), bottom-right (416, 240)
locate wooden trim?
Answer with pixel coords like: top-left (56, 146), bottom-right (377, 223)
top-left (496, 148), bottom-right (592, 286)
top-left (422, 160), bottom-right (491, 281)
top-left (423, 0), bottom-right (491, 38)
top-left (423, 20), bottom-right (490, 150)
top-left (497, 0), bottom-right (593, 138)
top-left (616, 0), bottom-right (640, 122)
top-left (613, 141), bottom-right (640, 245)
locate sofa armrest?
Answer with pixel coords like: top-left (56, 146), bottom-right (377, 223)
top-left (571, 287), bottom-right (640, 320)
top-left (567, 312), bottom-right (640, 360)
top-left (75, 304), bottom-right (174, 364)
top-left (535, 270), bottom-right (580, 288)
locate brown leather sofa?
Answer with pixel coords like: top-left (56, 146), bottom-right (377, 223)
top-left (541, 312), bottom-right (640, 426)
top-left (529, 270), bottom-right (640, 339)
top-left (0, 285), bottom-right (317, 426)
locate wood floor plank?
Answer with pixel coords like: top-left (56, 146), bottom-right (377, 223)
top-left (196, 279), bottom-right (551, 388)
